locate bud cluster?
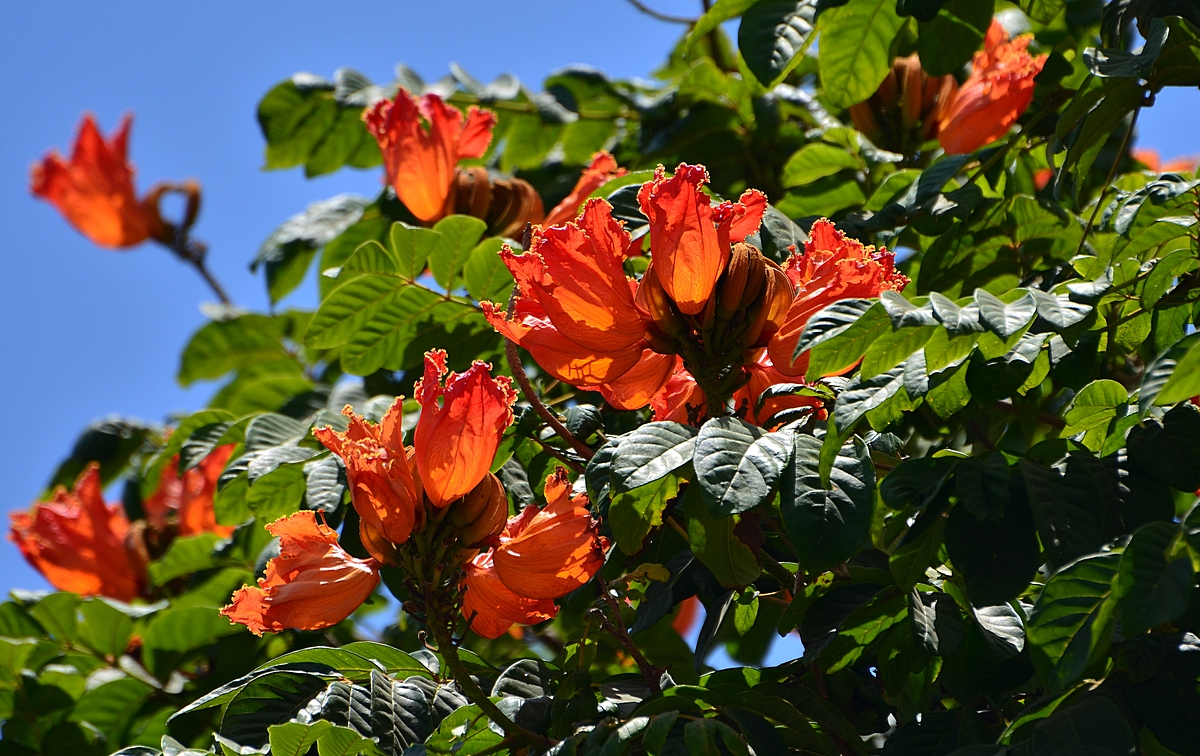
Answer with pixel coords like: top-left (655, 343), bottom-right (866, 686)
top-left (848, 54), bottom-right (957, 156)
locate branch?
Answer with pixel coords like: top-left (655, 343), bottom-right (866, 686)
top-left (625, 0), bottom-right (697, 24)
top-left (594, 577), bottom-right (663, 693)
top-left (430, 622), bottom-right (552, 750)
top-left (504, 338), bottom-right (595, 461)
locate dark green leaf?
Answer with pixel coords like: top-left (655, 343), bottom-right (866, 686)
top-left (781, 434), bottom-right (876, 573)
top-left (918, 0), bottom-right (995, 76)
top-left (611, 422), bottom-right (698, 493)
top-left (694, 418), bottom-right (792, 516)
top-left (1115, 521), bottom-right (1193, 634)
top-left (1026, 552), bottom-right (1121, 691)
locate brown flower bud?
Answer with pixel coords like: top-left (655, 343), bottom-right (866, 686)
top-left (847, 54), bottom-right (958, 154)
top-left (454, 168), bottom-right (545, 240)
top-left (359, 517), bottom-right (399, 566)
top-left (488, 177), bottom-right (545, 240)
top-left (742, 263), bottom-right (793, 349)
top-left (717, 243), bottom-right (751, 319)
top-left (636, 263), bottom-right (687, 339)
top-left (450, 473), bottom-right (508, 548)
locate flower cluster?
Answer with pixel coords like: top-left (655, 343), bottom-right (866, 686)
top-left (485, 165), bottom-right (907, 426)
top-left (222, 350), bottom-right (608, 638)
top-left (9, 446), bottom-right (233, 602)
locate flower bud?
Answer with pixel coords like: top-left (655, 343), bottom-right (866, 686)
top-left (636, 263), bottom-right (687, 339)
top-left (847, 54), bottom-right (958, 154)
top-left (454, 167), bottom-right (493, 221)
top-left (736, 247), bottom-right (767, 312)
top-left (488, 177), bottom-right (545, 240)
top-left (742, 263), bottom-right (793, 349)
top-left (450, 473), bottom-right (508, 548)
top-left (717, 243), bottom-right (752, 319)
top-left (359, 517), bottom-right (399, 565)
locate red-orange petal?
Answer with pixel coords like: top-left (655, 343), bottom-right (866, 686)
top-left (492, 470), bottom-right (608, 599)
top-left (937, 21), bottom-right (1046, 155)
top-left (30, 114), bottom-right (157, 249)
top-left (314, 399), bottom-right (421, 554)
top-left (502, 199), bottom-right (647, 352)
top-left (413, 350), bottom-right (517, 506)
top-left (637, 164), bottom-right (726, 315)
top-left (542, 151), bottom-right (628, 227)
top-left (597, 349), bottom-right (678, 411)
top-left (8, 464), bottom-right (144, 602)
top-left (483, 299), bottom-right (646, 387)
top-left (221, 511), bottom-right (379, 636)
top-left (462, 552), bottom-right (558, 639)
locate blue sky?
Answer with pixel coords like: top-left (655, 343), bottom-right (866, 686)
top-left (1, 1), bottom-right (1196, 667)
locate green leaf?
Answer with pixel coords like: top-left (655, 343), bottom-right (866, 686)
top-left (945, 479), bottom-right (1039, 606)
top-left (463, 238), bottom-right (513, 302)
top-left (918, 0), bottom-right (995, 76)
top-left (428, 215), bottom-right (488, 289)
top-left (1152, 334), bottom-right (1200, 407)
top-left (30, 592), bottom-right (79, 641)
top-left (75, 599), bottom-right (134, 658)
top-left (70, 677), bottom-right (154, 745)
top-left (1064, 379), bottom-right (1129, 436)
top-left (860, 324), bottom-right (936, 378)
top-left (143, 605), bottom-right (244, 656)
top-left (611, 422), bottom-right (698, 493)
top-left (1017, 0), bottom-right (1064, 23)
top-left (733, 591), bottom-right (760, 635)
top-left (386, 222), bottom-right (440, 281)
top-left (247, 463), bottom-right (307, 522)
top-left (306, 274), bottom-right (406, 350)
top-left (1021, 458), bottom-right (1107, 567)
top-left (793, 299), bottom-right (877, 355)
top-left (609, 474), bottom-right (681, 555)
top-left (821, 588), bottom-right (908, 672)
top-left (684, 718), bottom-right (723, 756)
top-left (889, 504), bottom-right (948, 588)
top-left (805, 302), bottom-right (892, 377)
top-left (974, 289), bottom-right (1036, 339)
top-left (1115, 521), bottom-right (1193, 634)
top-left (909, 589), bottom-right (964, 655)
top-left (953, 452), bottom-right (1010, 522)
top-left (831, 367), bottom-right (906, 431)
top-left (1026, 552), bottom-right (1121, 691)
top-left (738, 0), bottom-right (817, 87)
top-left (178, 314), bottom-right (291, 385)
top-left (254, 195), bottom-right (371, 304)
top-left (642, 711), bottom-right (680, 755)
top-left (257, 72), bottom-right (381, 177)
top-left (781, 143), bottom-right (860, 188)
top-left (220, 670), bottom-right (334, 747)
top-left (683, 487), bottom-right (762, 588)
top-left (694, 419), bottom-right (792, 516)
top-left (147, 534), bottom-right (222, 587)
top-left (424, 704), bottom-right (504, 755)
top-left (1141, 332), bottom-right (1200, 413)
top-left (1032, 696), bottom-right (1135, 756)
top-left (817, 0), bottom-right (906, 108)
top-left (268, 721), bottom-right (333, 756)
top-left (781, 434), bottom-right (876, 573)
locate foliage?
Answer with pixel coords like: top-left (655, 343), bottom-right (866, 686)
top-left (10, 1), bottom-right (1200, 755)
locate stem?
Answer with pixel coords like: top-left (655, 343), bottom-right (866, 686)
top-left (504, 338), bottom-right (595, 461)
top-left (595, 577), bottom-right (663, 693)
top-left (164, 236), bottom-right (232, 305)
top-left (430, 622), bottom-right (552, 751)
top-left (1074, 107), bottom-right (1141, 259)
top-left (758, 550), bottom-right (797, 592)
top-left (625, 0), bottom-right (696, 23)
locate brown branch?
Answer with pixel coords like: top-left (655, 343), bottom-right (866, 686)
top-left (594, 577), bottom-right (663, 693)
top-left (505, 338), bottom-right (595, 461)
top-left (430, 621), bottom-right (552, 750)
top-left (164, 237), bottom-right (232, 305)
top-left (626, 0), bottom-right (697, 23)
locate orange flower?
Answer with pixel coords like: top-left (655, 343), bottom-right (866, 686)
top-left (221, 511), bottom-right (380, 636)
top-left (30, 114), bottom-right (167, 249)
top-left (542, 151), bottom-right (628, 227)
top-left (1134, 148), bottom-right (1199, 174)
top-left (491, 470), bottom-right (609, 599)
top-left (363, 90), bottom-right (497, 223)
top-left (501, 199), bottom-right (647, 353)
top-left (9, 463), bottom-right (145, 602)
top-left (142, 445), bottom-right (235, 538)
top-left (461, 552), bottom-right (558, 639)
top-left (314, 397), bottom-right (423, 558)
top-left (636, 164), bottom-right (767, 315)
top-left (413, 350), bottom-right (517, 506)
top-left (769, 219), bottom-right (908, 376)
top-left (937, 20), bottom-right (1047, 155)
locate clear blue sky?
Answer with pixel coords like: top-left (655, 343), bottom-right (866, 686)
top-left (1, 2), bottom-right (1196, 667)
